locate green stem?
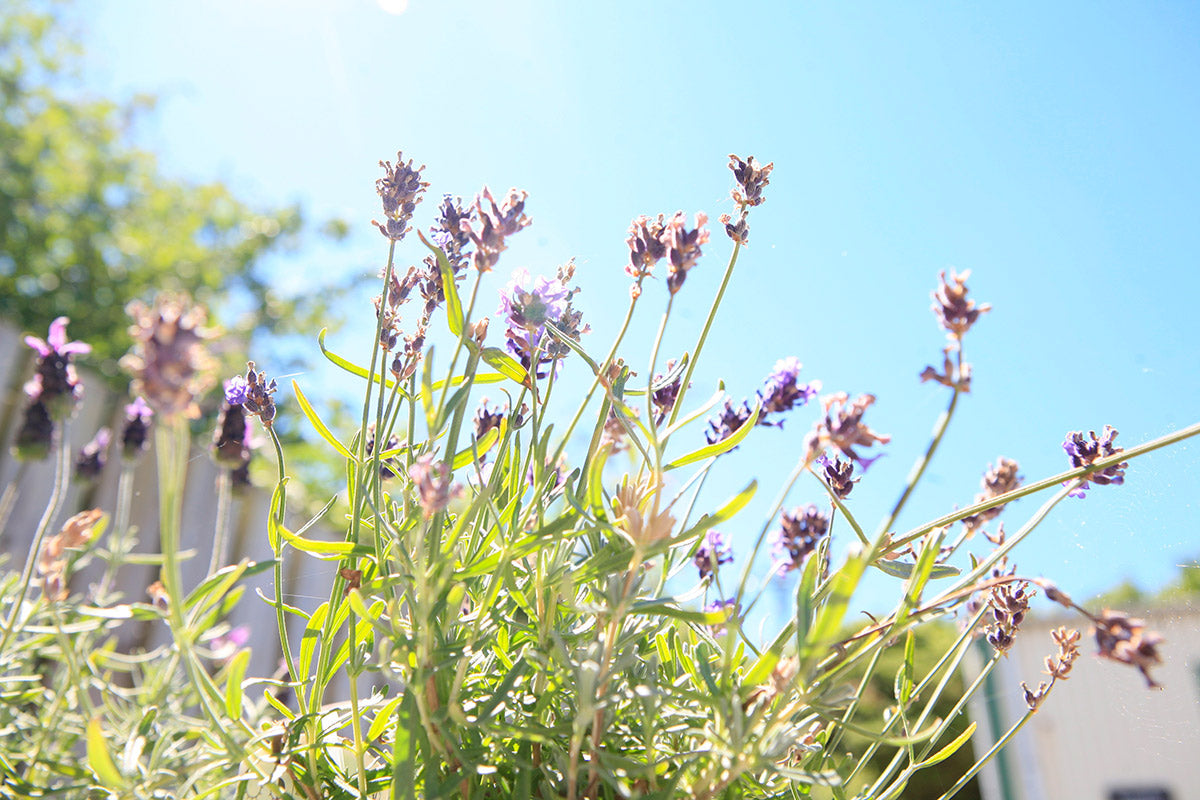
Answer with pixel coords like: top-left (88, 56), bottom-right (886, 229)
top-left (666, 237), bottom-right (743, 427)
top-left (207, 469), bottom-right (234, 575)
top-left (95, 461), bottom-right (137, 602)
top-left (877, 385), bottom-right (960, 538)
top-left (0, 428), bottom-right (70, 656)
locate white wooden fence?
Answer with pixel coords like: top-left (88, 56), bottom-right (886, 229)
top-left (0, 320), bottom-right (341, 693)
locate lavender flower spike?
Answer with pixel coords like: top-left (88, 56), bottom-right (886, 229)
top-left (694, 530), bottom-right (733, 581)
top-left (120, 397), bottom-right (154, 461)
top-left (758, 357), bottom-right (820, 424)
top-left (24, 316), bottom-right (91, 419)
top-left (1063, 426), bottom-right (1128, 498)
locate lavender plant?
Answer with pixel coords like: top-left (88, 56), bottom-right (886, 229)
top-left (1, 151), bottom-right (1198, 800)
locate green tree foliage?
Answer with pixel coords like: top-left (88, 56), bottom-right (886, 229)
top-left (828, 621), bottom-right (982, 800)
top-left (0, 2), bottom-right (351, 383)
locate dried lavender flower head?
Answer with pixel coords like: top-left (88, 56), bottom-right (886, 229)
top-left (373, 152), bottom-right (428, 241)
top-left (122, 295), bottom-right (216, 419)
top-left (663, 211), bottom-right (709, 295)
top-left (626, 214), bottom-right (668, 280)
top-left (932, 269), bottom-right (991, 342)
top-left (463, 187), bottom-right (531, 273)
top-left (1092, 610), bottom-right (1163, 688)
top-left (728, 154), bottom-right (774, 209)
top-left (803, 392), bottom-right (891, 469)
top-left (409, 453), bottom-right (459, 518)
top-left (24, 316), bottom-right (91, 420)
top-left (962, 457), bottom-right (1022, 533)
top-left (1063, 426), bottom-right (1128, 498)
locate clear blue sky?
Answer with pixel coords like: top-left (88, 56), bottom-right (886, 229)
top-left (75, 1), bottom-right (1200, 619)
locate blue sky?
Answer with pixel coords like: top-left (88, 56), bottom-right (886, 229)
top-left (74, 1), bottom-right (1200, 617)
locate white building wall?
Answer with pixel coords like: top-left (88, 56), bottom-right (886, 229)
top-left (969, 605), bottom-right (1200, 800)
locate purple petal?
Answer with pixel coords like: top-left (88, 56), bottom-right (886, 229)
top-left (47, 317), bottom-right (70, 351)
top-left (23, 336), bottom-right (50, 357)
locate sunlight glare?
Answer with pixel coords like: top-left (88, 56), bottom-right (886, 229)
top-left (377, 0), bottom-right (408, 15)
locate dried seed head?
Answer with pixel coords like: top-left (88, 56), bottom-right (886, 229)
top-left (931, 269), bottom-right (990, 342)
top-left (462, 187), bottom-right (530, 273)
top-left (1045, 626), bottom-right (1081, 680)
top-left (1092, 610), bottom-right (1164, 689)
top-left (663, 211), bottom-right (709, 295)
top-left (962, 457), bottom-right (1023, 534)
top-left (612, 478), bottom-right (675, 547)
top-left (408, 453), bottom-right (459, 518)
top-left (38, 509), bottom-right (104, 602)
top-left (625, 214), bottom-right (668, 280)
top-left (728, 154), bottom-right (774, 208)
top-left (804, 392), bottom-right (891, 469)
top-left (983, 580), bottom-right (1035, 655)
top-left (365, 424), bottom-right (401, 480)
top-left (122, 295), bottom-right (216, 419)
top-left (373, 152), bottom-right (428, 241)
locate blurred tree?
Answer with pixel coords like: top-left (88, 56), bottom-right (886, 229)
top-left (0, 1), bottom-right (352, 385)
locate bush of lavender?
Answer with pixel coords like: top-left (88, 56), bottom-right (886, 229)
top-left (2, 151), bottom-right (1195, 799)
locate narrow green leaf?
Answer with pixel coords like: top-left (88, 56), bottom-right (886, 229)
top-left (298, 603), bottom-right (329, 679)
top-left (659, 384), bottom-right (724, 440)
top-left (318, 328), bottom-right (397, 390)
top-left (805, 543), bottom-right (871, 662)
top-left (279, 524), bottom-right (366, 558)
top-left (876, 559), bottom-right (960, 580)
top-left (451, 425), bottom-right (500, 470)
top-left (225, 649), bottom-right (251, 718)
top-left (432, 372), bottom-right (507, 391)
top-left (915, 722), bottom-right (977, 768)
top-left (586, 442), bottom-right (613, 516)
top-left (676, 479), bottom-right (757, 542)
top-left (481, 347), bottom-right (529, 386)
top-left (664, 401), bottom-right (761, 470)
top-left (419, 229), bottom-right (464, 336)
top-left (544, 320), bottom-right (601, 373)
top-left (895, 630), bottom-right (915, 705)
top-left (292, 380), bottom-right (354, 459)
top-left (368, 694), bottom-right (405, 741)
top-left (629, 597), bottom-right (709, 624)
top-left (86, 718), bottom-right (124, 788)
top-left (266, 478), bottom-right (287, 551)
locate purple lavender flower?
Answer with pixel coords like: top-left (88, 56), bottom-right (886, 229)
top-left (650, 359), bottom-right (686, 424)
top-left (816, 454), bottom-right (857, 499)
top-left (373, 152), bottom-right (428, 241)
top-left (758, 357), bottom-right (820, 425)
top-left (224, 376), bottom-right (250, 406)
top-left (24, 317), bottom-right (91, 419)
top-left (498, 268), bottom-right (572, 376)
top-left (694, 530), bottom-right (733, 581)
top-left (771, 505), bottom-right (830, 575)
top-left (1063, 426), bottom-right (1128, 499)
top-left (13, 398), bottom-right (54, 461)
top-left (365, 424), bottom-right (401, 480)
top-left (706, 397), bottom-right (755, 445)
top-left (213, 401), bottom-right (252, 469)
top-left (75, 427), bottom-right (112, 480)
top-left (120, 397), bottom-right (154, 461)
top-left (703, 598), bottom-right (739, 636)
top-left (236, 362), bottom-right (278, 428)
